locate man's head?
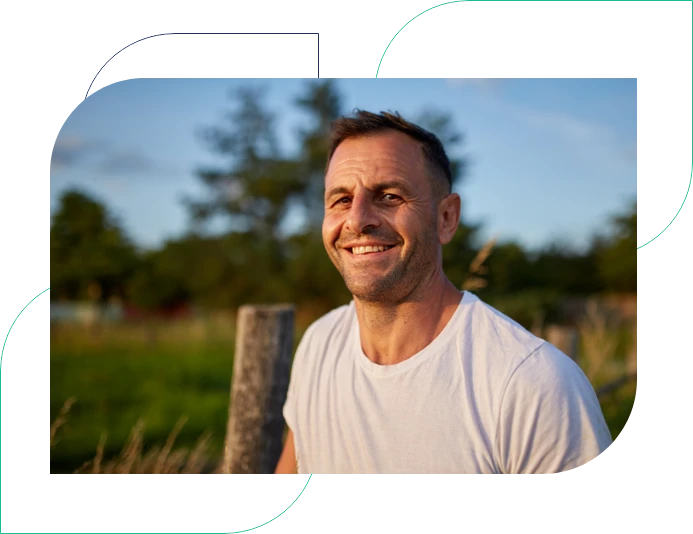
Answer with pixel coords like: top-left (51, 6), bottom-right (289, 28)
top-left (322, 110), bottom-right (460, 304)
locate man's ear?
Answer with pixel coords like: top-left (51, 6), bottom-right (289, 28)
top-left (437, 193), bottom-right (461, 245)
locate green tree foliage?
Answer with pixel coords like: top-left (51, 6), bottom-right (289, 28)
top-left (529, 242), bottom-right (602, 294)
top-left (485, 241), bottom-right (533, 293)
top-left (51, 190), bottom-right (137, 301)
top-left (54, 83), bottom-right (635, 313)
top-left (414, 108), bottom-right (468, 187)
top-left (187, 85), bottom-right (307, 238)
top-left (294, 80), bottom-right (343, 230)
top-left (183, 81), bottom-right (475, 310)
top-left (593, 200), bottom-right (637, 292)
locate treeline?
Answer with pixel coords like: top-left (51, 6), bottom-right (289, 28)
top-left (50, 80), bottom-right (636, 319)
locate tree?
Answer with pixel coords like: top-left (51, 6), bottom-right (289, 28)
top-left (51, 189), bottom-right (137, 301)
top-left (414, 108), bottom-right (468, 189)
top-left (184, 81), bottom-right (475, 310)
top-left (484, 241), bottom-right (532, 293)
top-left (126, 247), bottom-right (190, 310)
top-left (187, 85), bottom-right (306, 239)
top-left (293, 80), bottom-right (343, 230)
top-left (593, 200), bottom-right (637, 292)
top-left (528, 241), bottom-right (602, 294)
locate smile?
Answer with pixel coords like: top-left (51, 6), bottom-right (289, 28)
top-left (346, 245), bottom-right (396, 256)
top-left (342, 245), bottom-right (397, 263)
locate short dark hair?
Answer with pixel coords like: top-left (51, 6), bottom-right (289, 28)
top-left (326, 110), bottom-right (453, 193)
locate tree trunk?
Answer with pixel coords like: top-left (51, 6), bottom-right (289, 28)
top-left (223, 304), bottom-right (294, 474)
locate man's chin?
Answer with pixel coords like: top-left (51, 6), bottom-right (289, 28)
top-left (345, 279), bottom-right (401, 303)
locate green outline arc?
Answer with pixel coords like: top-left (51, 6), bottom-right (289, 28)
top-left (1, 287), bottom-right (50, 372)
top-left (0, 286), bottom-right (313, 534)
top-left (636, 165), bottom-right (691, 249)
top-left (375, 0), bottom-right (693, 250)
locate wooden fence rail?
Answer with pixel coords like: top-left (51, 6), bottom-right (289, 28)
top-left (223, 304), bottom-right (294, 474)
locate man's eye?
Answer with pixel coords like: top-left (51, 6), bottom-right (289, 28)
top-left (335, 197), bottom-right (351, 206)
top-left (382, 193), bottom-right (401, 202)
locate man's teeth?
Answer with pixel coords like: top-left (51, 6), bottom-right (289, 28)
top-left (351, 245), bottom-right (392, 255)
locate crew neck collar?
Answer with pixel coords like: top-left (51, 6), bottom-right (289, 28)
top-left (352, 291), bottom-right (475, 377)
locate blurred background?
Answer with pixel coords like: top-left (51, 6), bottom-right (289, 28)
top-left (50, 78), bottom-right (636, 473)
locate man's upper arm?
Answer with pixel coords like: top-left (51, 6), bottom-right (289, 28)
top-left (495, 343), bottom-right (612, 474)
top-left (274, 429), bottom-right (297, 474)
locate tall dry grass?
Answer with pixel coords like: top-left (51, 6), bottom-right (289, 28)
top-left (578, 299), bottom-right (619, 382)
top-left (577, 297), bottom-right (636, 397)
top-left (50, 396), bottom-right (76, 448)
top-left (462, 238), bottom-right (496, 291)
top-left (51, 398), bottom-right (217, 474)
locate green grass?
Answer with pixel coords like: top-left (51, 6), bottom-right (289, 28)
top-left (50, 320), bottom-right (237, 473)
top-left (51, 302), bottom-right (635, 472)
top-left (51, 314), bottom-right (311, 473)
top-left (599, 380), bottom-right (637, 442)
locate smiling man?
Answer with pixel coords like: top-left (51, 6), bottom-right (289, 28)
top-left (275, 110), bottom-right (612, 474)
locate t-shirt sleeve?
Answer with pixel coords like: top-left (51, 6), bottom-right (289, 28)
top-left (282, 348), bottom-right (300, 434)
top-left (495, 342), bottom-right (613, 474)
top-left (282, 323), bottom-right (314, 434)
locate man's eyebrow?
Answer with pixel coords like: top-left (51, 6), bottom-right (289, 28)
top-left (325, 181), bottom-right (413, 200)
top-left (325, 186), bottom-right (352, 200)
top-left (372, 180), bottom-right (410, 192)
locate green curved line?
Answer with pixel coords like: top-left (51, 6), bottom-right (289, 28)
top-left (375, 0), bottom-right (683, 76)
top-left (376, 1), bottom-right (466, 78)
top-left (226, 474), bottom-right (312, 533)
top-left (0, 286), bottom-right (311, 532)
top-left (375, 0), bottom-right (693, 250)
top-left (637, 165), bottom-right (691, 249)
top-left (1, 287), bottom-right (50, 371)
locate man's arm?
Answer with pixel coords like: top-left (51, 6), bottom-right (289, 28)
top-left (274, 429), bottom-right (297, 474)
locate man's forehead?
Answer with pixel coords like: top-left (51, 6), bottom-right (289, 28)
top-left (325, 131), bottom-right (425, 183)
top-left (331, 130), bottom-right (423, 161)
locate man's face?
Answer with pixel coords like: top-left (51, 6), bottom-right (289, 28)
top-left (322, 131), bottom-right (446, 304)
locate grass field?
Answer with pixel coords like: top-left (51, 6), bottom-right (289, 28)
top-left (50, 317), bottom-right (243, 473)
top-left (51, 302), bottom-right (636, 473)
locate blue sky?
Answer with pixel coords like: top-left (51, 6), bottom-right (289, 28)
top-left (50, 78), bottom-right (636, 252)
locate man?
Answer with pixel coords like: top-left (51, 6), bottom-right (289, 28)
top-left (275, 110), bottom-right (612, 474)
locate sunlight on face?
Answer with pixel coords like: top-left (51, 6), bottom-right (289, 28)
top-left (322, 131), bottom-right (445, 303)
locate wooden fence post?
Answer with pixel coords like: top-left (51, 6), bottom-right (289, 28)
top-left (223, 304), bottom-right (294, 474)
top-left (545, 325), bottom-right (579, 361)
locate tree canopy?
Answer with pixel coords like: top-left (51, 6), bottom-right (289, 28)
top-left (50, 81), bottom-right (636, 314)
top-left (51, 190), bottom-right (136, 301)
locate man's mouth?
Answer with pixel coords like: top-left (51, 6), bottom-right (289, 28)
top-left (348, 245), bottom-right (395, 255)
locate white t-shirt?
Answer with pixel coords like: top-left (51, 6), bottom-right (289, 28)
top-left (283, 291), bottom-right (612, 473)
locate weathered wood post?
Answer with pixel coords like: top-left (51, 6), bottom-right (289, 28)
top-left (545, 325), bottom-right (579, 361)
top-left (223, 304), bottom-right (294, 474)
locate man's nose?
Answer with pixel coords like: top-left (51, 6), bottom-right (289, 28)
top-left (345, 194), bottom-right (380, 234)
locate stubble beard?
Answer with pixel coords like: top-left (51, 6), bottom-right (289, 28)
top-left (330, 231), bottom-right (439, 305)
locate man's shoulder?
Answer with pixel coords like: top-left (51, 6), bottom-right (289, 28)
top-left (297, 302), bottom-right (355, 355)
top-left (465, 293), bottom-right (597, 399)
top-left (508, 341), bottom-right (597, 401)
top-left (463, 292), bottom-right (545, 365)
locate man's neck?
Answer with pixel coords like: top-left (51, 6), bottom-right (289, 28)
top-left (353, 276), bottom-right (463, 366)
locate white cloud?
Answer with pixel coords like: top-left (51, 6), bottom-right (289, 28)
top-left (503, 102), bottom-right (634, 173)
top-left (50, 135), bottom-right (104, 170)
top-left (51, 135), bottom-right (157, 175)
top-left (98, 148), bottom-right (154, 174)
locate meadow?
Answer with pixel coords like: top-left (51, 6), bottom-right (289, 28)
top-left (50, 298), bottom-right (636, 473)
